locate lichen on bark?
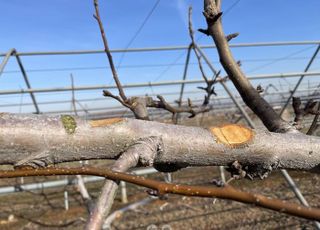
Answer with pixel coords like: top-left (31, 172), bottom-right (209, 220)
top-left (61, 115), bottom-right (77, 134)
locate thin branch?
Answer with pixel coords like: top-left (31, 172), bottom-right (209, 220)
top-left (189, 7), bottom-right (219, 106)
top-left (1, 166), bottom-right (319, 221)
top-left (93, 0), bottom-right (128, 102)
top-left (147, 95), bottom-right (211, 122)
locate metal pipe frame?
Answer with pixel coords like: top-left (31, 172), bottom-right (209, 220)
top-left (13, 51), bottom-right (40, 114)
top-left (0, 71), bottom-right (318, 96)
top-left (0, 82), bottom-right (317, 109)
top-left (280, 44), bottom-right (320, 115)
top-left (178, 44), bottom-right (192, 107)
top-left (1, 41), bottom-right (320, 57)
top-left (0, 49), bottom-right (16, 77)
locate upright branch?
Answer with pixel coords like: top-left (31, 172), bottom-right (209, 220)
top-left (188, 7), bottom-right (219, 106)
top-left (93, 0), bottom-right (127, 103)
top-left (201, 0), bottom-right (295, 133)
top-left (93, 0), bottom-right (209, 121)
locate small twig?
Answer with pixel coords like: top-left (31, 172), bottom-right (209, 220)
top-left (225, 32), bottom-right (239, 42)
top-left (93, 0), bottom-right (127, 103)
top-left (148, 95), bottom-right (211, 120)
top-left (189, 6), bottom-right (219, 106)
top-left (1, 166), bottom-right (320, 221)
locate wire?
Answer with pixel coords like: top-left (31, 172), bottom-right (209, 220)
top-left (223, 0), bottom-right (241, 16)
top-left (116, 0), bottom-right (161, 68)
top-left (151, 0), bottom-right (242, 82)
top-left (246, 45), bottom-right (316, 74)
top-left (2, 56), bottom-right (316, 74)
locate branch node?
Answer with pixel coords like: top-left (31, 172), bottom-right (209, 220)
top-left (198, 28), bottom-right (210, 36)
top-left (226, 32), bottom-right (239, 42)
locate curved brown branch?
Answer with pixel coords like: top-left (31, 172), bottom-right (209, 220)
top-left (0, 166), bottom-right (319, 221)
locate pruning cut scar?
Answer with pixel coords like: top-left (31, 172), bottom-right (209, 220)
top-left (209, 124), bottom-right (254, 147)
top-left (89, 118), bottom-right (124, 127)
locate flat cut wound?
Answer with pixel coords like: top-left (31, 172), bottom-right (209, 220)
top-left (210, 124), bottom-right (254, 147)
top-left (89, 118), bottom-right (123, 127)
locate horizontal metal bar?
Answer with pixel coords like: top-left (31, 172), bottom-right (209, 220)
top-left (1, 41), bottom-right (320, 57)
top-left (0, 71), bottom-right (318, 95)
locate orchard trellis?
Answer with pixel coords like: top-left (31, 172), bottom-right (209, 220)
top-left (0, 0), bottom-right (320, 229)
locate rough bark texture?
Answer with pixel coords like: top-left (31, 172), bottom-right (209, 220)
top-left (0, 113), bottom-right (319, 177)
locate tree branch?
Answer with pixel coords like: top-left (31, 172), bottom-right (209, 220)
top-left (1, 166), bottom-right (319, 221)
top-left (86, 136), bottom-right (160, 230)
top-left (93, 0), bottom-right (127, 102)
top-left (189, 7), bottom-right (219, 106)
top-left (1, 114), bottom-right (320, 176)
top-left (202, 0), bottom-right (294, 133)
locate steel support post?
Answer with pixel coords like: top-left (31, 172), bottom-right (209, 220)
top-left (0, 49), bottom-right (15, 77)
top-left (281, 169), bottom-right (320, 229)
top-left (13, 51), bottom-right (40, 114)
top-left (178, 44), bottom-right (192, 107)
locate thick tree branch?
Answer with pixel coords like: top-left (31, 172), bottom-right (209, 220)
top-left (0, 166), bottom-right (319, 221)
top-left (1, 114), bottom-right (320, 177)
top-left (202, 0), bottom-right (294, 133)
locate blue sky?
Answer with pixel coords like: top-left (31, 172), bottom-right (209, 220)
top-left (0, 0), bottom-right (320, 114)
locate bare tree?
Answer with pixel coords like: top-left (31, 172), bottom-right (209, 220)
top-left (0, 0), bottom-right (319, 229)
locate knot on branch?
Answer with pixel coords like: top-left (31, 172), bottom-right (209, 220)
top-left (133, 136), bottom-right (164, 167)
top-left (203, 9), bottom-right (222, 24)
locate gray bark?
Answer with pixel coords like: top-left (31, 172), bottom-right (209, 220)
top-left (0, 113), bottom-right (319, 177)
